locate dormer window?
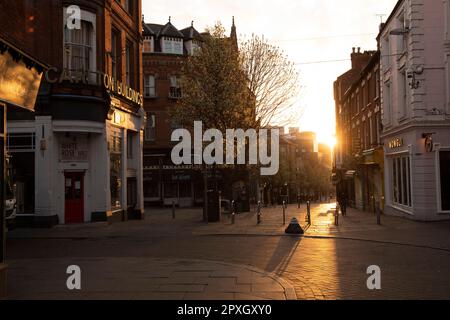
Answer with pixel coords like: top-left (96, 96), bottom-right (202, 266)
top-left (162, 37), bottom-right (183, 55)
top-left (143, 36), bottom-right (153, 53)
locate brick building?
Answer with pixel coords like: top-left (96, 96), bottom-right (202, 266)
top-left (3, 0), bottom-right (145, 226)
top-left (142, 18), bottom-right (240, 208)
top-left (334, 48), bottom-right (384, 212)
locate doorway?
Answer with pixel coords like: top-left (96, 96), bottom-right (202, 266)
top-left (65, 172), bottom-right (84, 224)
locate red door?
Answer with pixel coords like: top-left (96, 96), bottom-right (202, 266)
top-left (65, 172), bottom-right (84, 224)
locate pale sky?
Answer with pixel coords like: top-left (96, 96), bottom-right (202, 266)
top-left (142, 0), bottom-right (398, 146)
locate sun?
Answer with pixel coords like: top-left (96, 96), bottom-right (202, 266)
top-left (325, 136), bottom-right (337, 150)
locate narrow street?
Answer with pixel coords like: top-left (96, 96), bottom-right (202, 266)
top-left (5, 203), bottom-right (450, 300)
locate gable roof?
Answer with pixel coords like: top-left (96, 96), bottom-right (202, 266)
top-left (179, 26), bottom-right (203, 41)
top-left (159, 22), bottom-right (185, 38)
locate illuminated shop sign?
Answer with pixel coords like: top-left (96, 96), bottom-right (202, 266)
top-left (389, 138), bottom-right (404, 149)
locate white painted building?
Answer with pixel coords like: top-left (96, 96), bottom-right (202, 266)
top-left (379, 0), bottom-right (450, 221)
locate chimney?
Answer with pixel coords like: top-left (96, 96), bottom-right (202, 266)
top-left (351, 47), bottom-right (371, 71)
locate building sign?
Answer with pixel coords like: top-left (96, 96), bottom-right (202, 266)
top-left (0, 49), bottom-right (43, 111)
top-left (60, 140), bottom-right (88, 162)
top-left (103, 74), bottom-right (143, 107)
top-left (45, 68), bottom-right (143, 108)
top-left (389, 138), bottom-right (404, 149)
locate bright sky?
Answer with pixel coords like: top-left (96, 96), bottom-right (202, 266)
top-left (142, 0), bottom-right (398, 147)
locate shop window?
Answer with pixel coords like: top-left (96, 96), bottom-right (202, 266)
top-left (440, 151), bottom-right (450, 211)
top-left (392, 155), bottom-right (411, 207)
top-left (109, 131), bottom-right (123, 209)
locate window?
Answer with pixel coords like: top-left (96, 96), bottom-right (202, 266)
top-left (144, 75), bottom-right (156, 97)
top-left (375, 71), bottom-right (380, 98)
top-left (162, 37), bottom-right (183, 55)
top-left (169, 76), bottom-right (181, 98)
top-left (125, 0), bottom-right (133, 15)
top-left (398, 71), bottom-right (407, 119)
top-left (145, 113), bottom-right (156, 142)
top-left (64, 20), bottom-right (93, 74)
top-left (440, 151), bottom-right (450, 211)
top-left (383, 82), bottom-right (391, 126)
top-left (111, 29), bottom-right (120, 80)
top-left (392, 155), bottom-right (411, 207)
top-left (125, 42), bottom-right (132, 86)
top-left (383, 36), bottom-right (391, 68)
top-left (143, 37), bottom-right (153, 53)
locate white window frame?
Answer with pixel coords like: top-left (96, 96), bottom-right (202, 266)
top-left (144, 75), bottom-right (156, 97)
top-left (388, 149), bottom-right (413, 213)
top-left (63, 8), bottom-right (97, 82)
top-left (435, 144), bottom-right (450, 214)
top-left (145, 113), bottom-right (156, 142)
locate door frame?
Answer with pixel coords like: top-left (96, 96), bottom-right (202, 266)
top-left (64, 171), bottom-right (85, 224)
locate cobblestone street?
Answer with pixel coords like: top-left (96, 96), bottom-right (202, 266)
top-left (4, 203), bottom-right (450, 300)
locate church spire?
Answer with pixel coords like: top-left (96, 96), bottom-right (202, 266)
top-left (230, 16), bottom-right (238, 50)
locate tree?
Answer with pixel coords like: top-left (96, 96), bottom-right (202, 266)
top-left (240, 35), bottom-right (301, 128)
top-left (170, 23), bottom-right (252, 131)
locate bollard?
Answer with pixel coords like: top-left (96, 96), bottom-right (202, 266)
top-left (306, 201), bottom-right (311, 225)
top-left (231, 200), bottom-right (236, 225)
top-left (172, 201), bottom-right (176, 219)
top-left (298, 196), bottom-right (301, 209)
top-left (335, 203), bottom-right (339, 226)
top-left (283, 201), bottom-right (286, 225)
top-left (376, 201), bottom-right (381, 226)
top-left (257, 201), bottom-right (262, 225)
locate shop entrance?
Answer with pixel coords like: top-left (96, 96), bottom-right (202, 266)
top-left (65, 172), bottom-right (84, 224)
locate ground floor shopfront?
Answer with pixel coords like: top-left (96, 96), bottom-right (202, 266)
top-left (7, 113), bottom-right (145, 226)
top-left (383, 124), bottom-right (450, 221)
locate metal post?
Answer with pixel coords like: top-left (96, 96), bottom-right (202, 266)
top-left (257, 201), bottom-right (262, 225)
top-left (172, 201), bottom-right (175, 219)
top-left (376, 201), bottom-right (381, 226)
top-left (298, 195), bottom-right (301, 209)
top-left (231, 200), bottom-right (236, 225)
top-left (283, 201), bottom-right (286, 225)
top-left (307, 201), bottom-right (311, 225)
top-left (0, 103), bottom-right (5, 264)
top-left (335, 203), bottom-right (339, 226)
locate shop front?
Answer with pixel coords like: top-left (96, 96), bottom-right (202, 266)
top-left (0, 36), bottom-right (46, 298)
top-left (383, 127), bottom-right (450, 221)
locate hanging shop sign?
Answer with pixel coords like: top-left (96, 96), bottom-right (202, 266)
top-left (0, 41), bottom-right (44, 111)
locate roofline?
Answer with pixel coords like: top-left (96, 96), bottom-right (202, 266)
top-left (343, 51), bottom-right (380, 100)
top-left (377, 0), bottom-right (405, 39)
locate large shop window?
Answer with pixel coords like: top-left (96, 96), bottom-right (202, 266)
top-left (440, 151), bottom-right (450, 211)
top-left (64, 20), bottom-right (94, 75)
top-left (392, 155), bottom-right (412, 207)
top-left (110, 131), bottom-right (123, 209)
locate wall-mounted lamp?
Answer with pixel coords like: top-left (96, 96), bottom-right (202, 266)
top-left (422, 132), bottom-right (436, 153)
top-left (407, 66), bottom-right (423, 89)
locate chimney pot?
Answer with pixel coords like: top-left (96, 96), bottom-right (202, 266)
top-left (357, 47), bottom-right (361, 53)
